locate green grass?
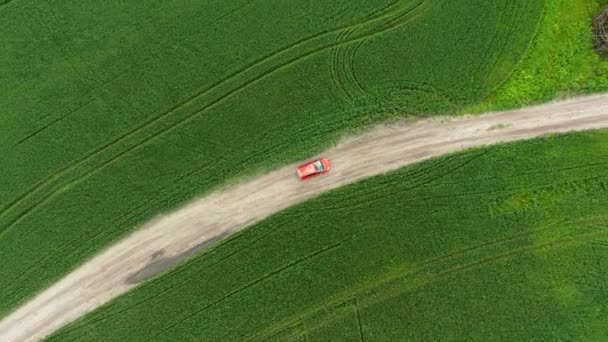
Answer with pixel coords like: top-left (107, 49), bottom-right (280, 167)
top-left (471, 0), bottom-right (608, 111)
top-left (49, 130), bottom-right (608, 341)
top-left (0, 0), bottom-right (544, 316)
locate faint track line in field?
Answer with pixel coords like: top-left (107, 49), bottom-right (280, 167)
top-left (588, 240), bottom-right (608, 247)
top-left (290, 171), bottom-right (461, 215)
top-left (0, 0), bottom-right (432, 237)
top-left (409, 220), bottom-right (567, 270)
top-left (280, 219), bottom-right (608, 334)
top-left (259, 221), bottom-right (607, 339)
top-left (435, 157), bottom-right (608, 186)
top-left (328, 0), bottom-right (423, 102)
top-left (279, 299), bottom-right (358, 341)
top-left (329, 27), bottom-right (365, 102)
top-left (328, 0), bottom-right (399, 101)
top-left (6, 0), bottom-right (256, 148)
top-left (0, 183), bottom-right (172, 302)
top-left (3, 147), bottom-right (281, 304)
top-left (347, 38), bottom-right (367, 95)
top-left (295, 151), bottom-right (488, 215)
top-left (214, 0), bottom-right (257, 23)
top-left (15, 98), bottom-right (97, 147)
top-left (0, 180), bottom-right (182, 304)
top-left (515, 159), bottom-right (608, 177)
top-left (256, 212), bottom-right (561, 339)
top-left (276, 220), bottom-right (562, 330)
top-left (8, 53), bottom-right (161, 150)
top-left (404, 228), bottom-right (608, 285)
top-left (1, 54), bottom-right (159, 154)
top-left (329, 27), bottom-right (356, 101)
top-left (483, 1), bottom-right (545, 93)
top-left (474, 3), bottom-right (517, 81)
top-left (284, 152), bottom-right (472, 216)
top-left (148, 243), bottom-right (341, 339)
top-left (0, 196), bottom-right (204, 330)
top-left (354, 298), bottom-right (365, 342)
top-left (341, 28), bottom-right (368, 98)
top-left (478, 1), bottom-right (546, 103)
top-left (418, 176), bottom-right (608, 205)
top-left (53, 55), bottom-right (160, 122)
top-left (0, 161), bottom-right (218, 297)
top-left (355, 228), bottom-right (608, 309)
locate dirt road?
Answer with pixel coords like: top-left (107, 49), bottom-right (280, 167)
top-left (2, 94), bottom-right (608, 341)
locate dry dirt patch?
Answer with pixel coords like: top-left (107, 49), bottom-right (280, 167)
top-left (593, 7), bottom-right (608, 55)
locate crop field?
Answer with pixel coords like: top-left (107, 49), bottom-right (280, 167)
top-left (475, 0), bottom-right (608, 111)
top-left (0, 0), bottom-right (544, 317)
top-left (49, 130), bottom-right (608, 341)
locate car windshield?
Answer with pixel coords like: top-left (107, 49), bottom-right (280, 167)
top-left (314, 160), bottom-right (324, 172)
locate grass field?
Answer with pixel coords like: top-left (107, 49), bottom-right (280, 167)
top-left (0, 0), bottom-right (544, 316)
top-left (473, 0), bottom-right (608, 111)
top-left (49, 130), bottom-right (608, 341)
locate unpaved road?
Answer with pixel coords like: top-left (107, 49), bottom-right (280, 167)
top-left (2, 94), bottom-right (608, 341)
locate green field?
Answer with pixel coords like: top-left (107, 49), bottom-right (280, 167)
top-left (0, 0), bottom-right (544, 316)
top-left (473, 0), bottom-right (608, 111)
top-left (49, 130), bottom-right (608, 341)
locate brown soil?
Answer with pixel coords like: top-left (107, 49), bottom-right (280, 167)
top-left (593, 7), bottom-right (608, 55)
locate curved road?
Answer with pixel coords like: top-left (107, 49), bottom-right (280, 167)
top-left (2, 94), bottom-right (608, 341)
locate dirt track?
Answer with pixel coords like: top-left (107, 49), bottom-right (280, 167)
top-left (2, 94), bottom-right (608, 341)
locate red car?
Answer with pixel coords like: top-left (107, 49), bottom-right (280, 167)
top-left (297, 158), bottom-right (331, 180)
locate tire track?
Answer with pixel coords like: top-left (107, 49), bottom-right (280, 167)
top-left (346, 38), bottom-right (367, 95)
top-left (328, 0), bottom-right (425, 101)
top-left (331, 27), bottom-right (366, 101)
top-left (4, 0), bottom-right (256, 149)
top-left (298, 151), bottom-right (488, 215)
top-left (0, 0), bottom-right (430, 237)
top-left (254, 219), bottom-right (566, 338)
top-left (0, 169), bottom-right (196, 301)
top-left (14, 98), bottom-right (98, 147)
top-left (354, 298), bottom-right (365, 342)
top-left (51, 217), bottom-right (297, 337)
top-left (258, 220), bottom-right (606, 339)
top-left (588, 240), bottom-right (608, 248)
top-left (366, 227), bottom-right (608, 302)
top-left (482, 1), bottom-right (545, 93)
top-left (329, 27), bottom-right (356, 101)
top-left (148, 242), bottom-right (341, 339)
